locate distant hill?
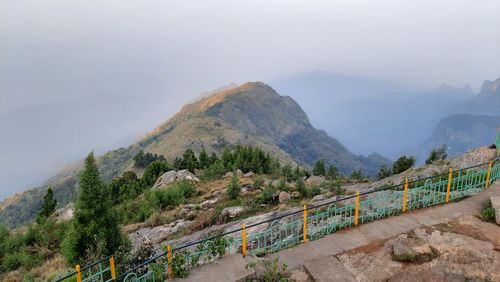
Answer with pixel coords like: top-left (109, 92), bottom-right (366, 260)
top-left (0, 82), bottom-right (390, 228)
top-left (414, 114), bottom-right (500, 162)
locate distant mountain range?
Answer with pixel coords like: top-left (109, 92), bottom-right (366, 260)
top-left (0, 82), bottom-right (390, 228)
top-left (273, 72), bottom-right (499, 159)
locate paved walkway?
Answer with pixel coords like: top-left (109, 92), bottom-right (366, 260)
top-left (176, 183), bottom-right (500, 282)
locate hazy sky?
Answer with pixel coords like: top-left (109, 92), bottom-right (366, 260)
top-left (1, 0), bottom-right (499, 200)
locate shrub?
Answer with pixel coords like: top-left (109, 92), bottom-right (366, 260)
top-left (259, 184), bottom-right (277, 205)
top-left (227, 174), bottom-right (241, 199)
top-left (147, 187), bottom-right (185, 210)
top-left (426, 144), bottom-right (448, 165)
top-left (481, 207), bottom-right (495, 222)
top-left (295, 178), bottom-right (307, 197)
top-left (262, 257), bottom-right (290, 282)
top-left (308, 185), bottom-right (321, 197)
top-left (393, 156), bottom-right (416, 174)
top-left (313, 160), bottom-right (325, 176)
top-left (377, 165), bottom-right (393, 180)
top-left (253, 176), bottom-right (264, 189)
top-left (277, 179), bottom-right (289, 192)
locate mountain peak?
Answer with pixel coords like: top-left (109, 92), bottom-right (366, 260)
top-left (479, 77), bottom-right (500, 95)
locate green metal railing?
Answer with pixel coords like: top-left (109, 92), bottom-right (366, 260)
top-left (55, 157), bottom-right (500, 282)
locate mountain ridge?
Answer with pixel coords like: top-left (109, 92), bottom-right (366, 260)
top-left (0, 82), bottom-right (389, 228)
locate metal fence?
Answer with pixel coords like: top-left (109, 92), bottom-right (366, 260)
top-left (56, 157), bottom-right (500, 282)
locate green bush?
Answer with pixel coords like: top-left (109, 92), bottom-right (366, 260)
top-left (393, 156), bottom-right (416, 174)
top-left (481, 207), bottom-right (496, 222)
top-left (227, 175), bottom-right (241, 199)
top-left (259, 184), bottom-right (277, 205)
top-left (253, 176), bottom-right (264, 189)
top-left (295, 178), bottom-right (307, 197)
top-left (308, 185), bottom-right (321, 197)
top-left (147, 187), bottom-right (185, 210)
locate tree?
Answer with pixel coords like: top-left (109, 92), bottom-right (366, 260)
top-left (37, 187), bottom-right (57, 223)
top-left (295, 177), bottom-right (307, 197)
top-left (199, 148), bottom-right (209, 169)
top-left (350, 170), bottom-right (363, 180)
top-left (377, 165), bottom-right (393, 180)
top-left (313, 160), bottom-right (325, 176)
top-left (227, 174), bottom-right (241, 199)
top-left (392, 155), bottom-right (416, 174)
top-left (326, 165), bottom-right (338, 179)
top-left (62, 152), bottom-right (128, 264)
top-left (182, 149), bottom-right (199, 172)
top-left (425, 144), bottom-right (448, 165)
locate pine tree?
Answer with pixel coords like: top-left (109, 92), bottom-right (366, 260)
top-left (227, 174), bottom-right (241, 199)
top-left (313, 160), bottom-right (325, 176)
top-left (62, 152), bottom-right (128, 264)
top-left (37, 187), bottom-right (57, 223)
top-left (199, 148), bottom-right (209, 169)
top-left (326, 165), bottom-right (338, 179)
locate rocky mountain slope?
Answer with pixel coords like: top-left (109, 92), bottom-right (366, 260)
top-left (0, 82), bottom-right (389, 228)
top-left (413, 114), bottom-right (500, 162)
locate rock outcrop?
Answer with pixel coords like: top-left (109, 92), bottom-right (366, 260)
top-left (153, 170), bottom-right (200, 188)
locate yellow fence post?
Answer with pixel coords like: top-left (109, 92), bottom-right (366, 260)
top-left (303, 205), bottom-right (308, 242)
top-left (109, 256), bottom-right (116, 280)
top-left (402, 177), bottom-right (409, 213)
top-left (75, 264), bottom-right (82, 282)
top-left (242, 223), bottom-right (247, 257)
top-left (486, 160), bottom-right (493, 188)
top-left (167, 244), bottom-right (173, 279)
top-left (354, 191), bottom-right (360, 226)
top-left (445, 167), bottom-right (453, 203)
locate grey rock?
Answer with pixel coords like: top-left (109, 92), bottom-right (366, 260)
top-left (243, 172), bottom-right (254, 178)
top-left (279, 191), bottom-right (291, 203)
top-left (311, 195), bottom-right (326, 202)
top-left (153, 170), bottom-right (199, 188)
top-left (236, 169), bottom-right (243, 176)
top-left (224, 172), bottom-right (234, 178)
top-left (306, 175), bottom-right (326, 186)
top-left (221, 206), bottom-right (245, 218)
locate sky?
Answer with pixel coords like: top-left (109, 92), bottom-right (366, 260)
top-left (1, 0), bottom-right (500, 200)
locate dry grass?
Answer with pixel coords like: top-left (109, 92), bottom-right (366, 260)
top-left (30, 255), bottom-right (72, 281)
top-left (0, 255), bottom-right (71, 282)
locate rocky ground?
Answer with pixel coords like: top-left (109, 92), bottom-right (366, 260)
top-left (333, 215), bottom-right (500, 282)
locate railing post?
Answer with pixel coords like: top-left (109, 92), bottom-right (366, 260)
top-left (167, 244), bottom-right (173, 279)
top-left (445, 167), bottom-right (453, 203)
top-left (242, 223), bottom-right (247, 257)
top-left (303, 205), bottom-right (308, 242)
top-left (354, 191), bottom-right (360, 226)
top-left (402, 177), bottom-right (409, 213)
top-left (75, 264), bottom-right (82, 282)
top-left (486, 160), bottom-right (493, 188)
top-left (109, 256), bottom-right (116, 280)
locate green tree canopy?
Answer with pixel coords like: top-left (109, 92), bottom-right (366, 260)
top-left (425, 144), bottom-right (448, 165)
top-left (62, 152), bottom-right (128, 264)
top-left (393, 155), bottom-right (416, 174)
top-left (36, 187), bottom-right (57, 223)
top-left (313, 160), bottom-right (325, 176)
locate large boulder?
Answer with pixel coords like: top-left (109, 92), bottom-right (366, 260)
top-left (491, 194), bottom-right (500, 225)
top-left (279, 191), bottom-right (291, 203)
top-left (306, 176), bottom-right (326, 186)
top-left (153, 170), bottom-right (199, 188)
top-left (220, 206), bottom-right (245, 219)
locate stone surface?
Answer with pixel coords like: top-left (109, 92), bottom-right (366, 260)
top-left (129, 219), bottom-right (194, 254)
top-left (236, 169), bottom-right (243, 176)
top-left (224, 172), bottom-right (233, 178)
top-left (278, 191), bottom-right (291, 203)
top-left (289, 269), bottom-right (311, 282)
top-left (153, 170), bottom-right (200, 188)
top-left (221, 206), bottom-right (245, 219)
top-left (305, 175), bottom-right (326, 186)
top-left (243, 172), bottom-right (254, 178)
top-left (311, 195), bottom-right (326, 202)
top-left (304, 256), bottom-right (356, 282)
top-left (490, 194), bottom-right (500, 225)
